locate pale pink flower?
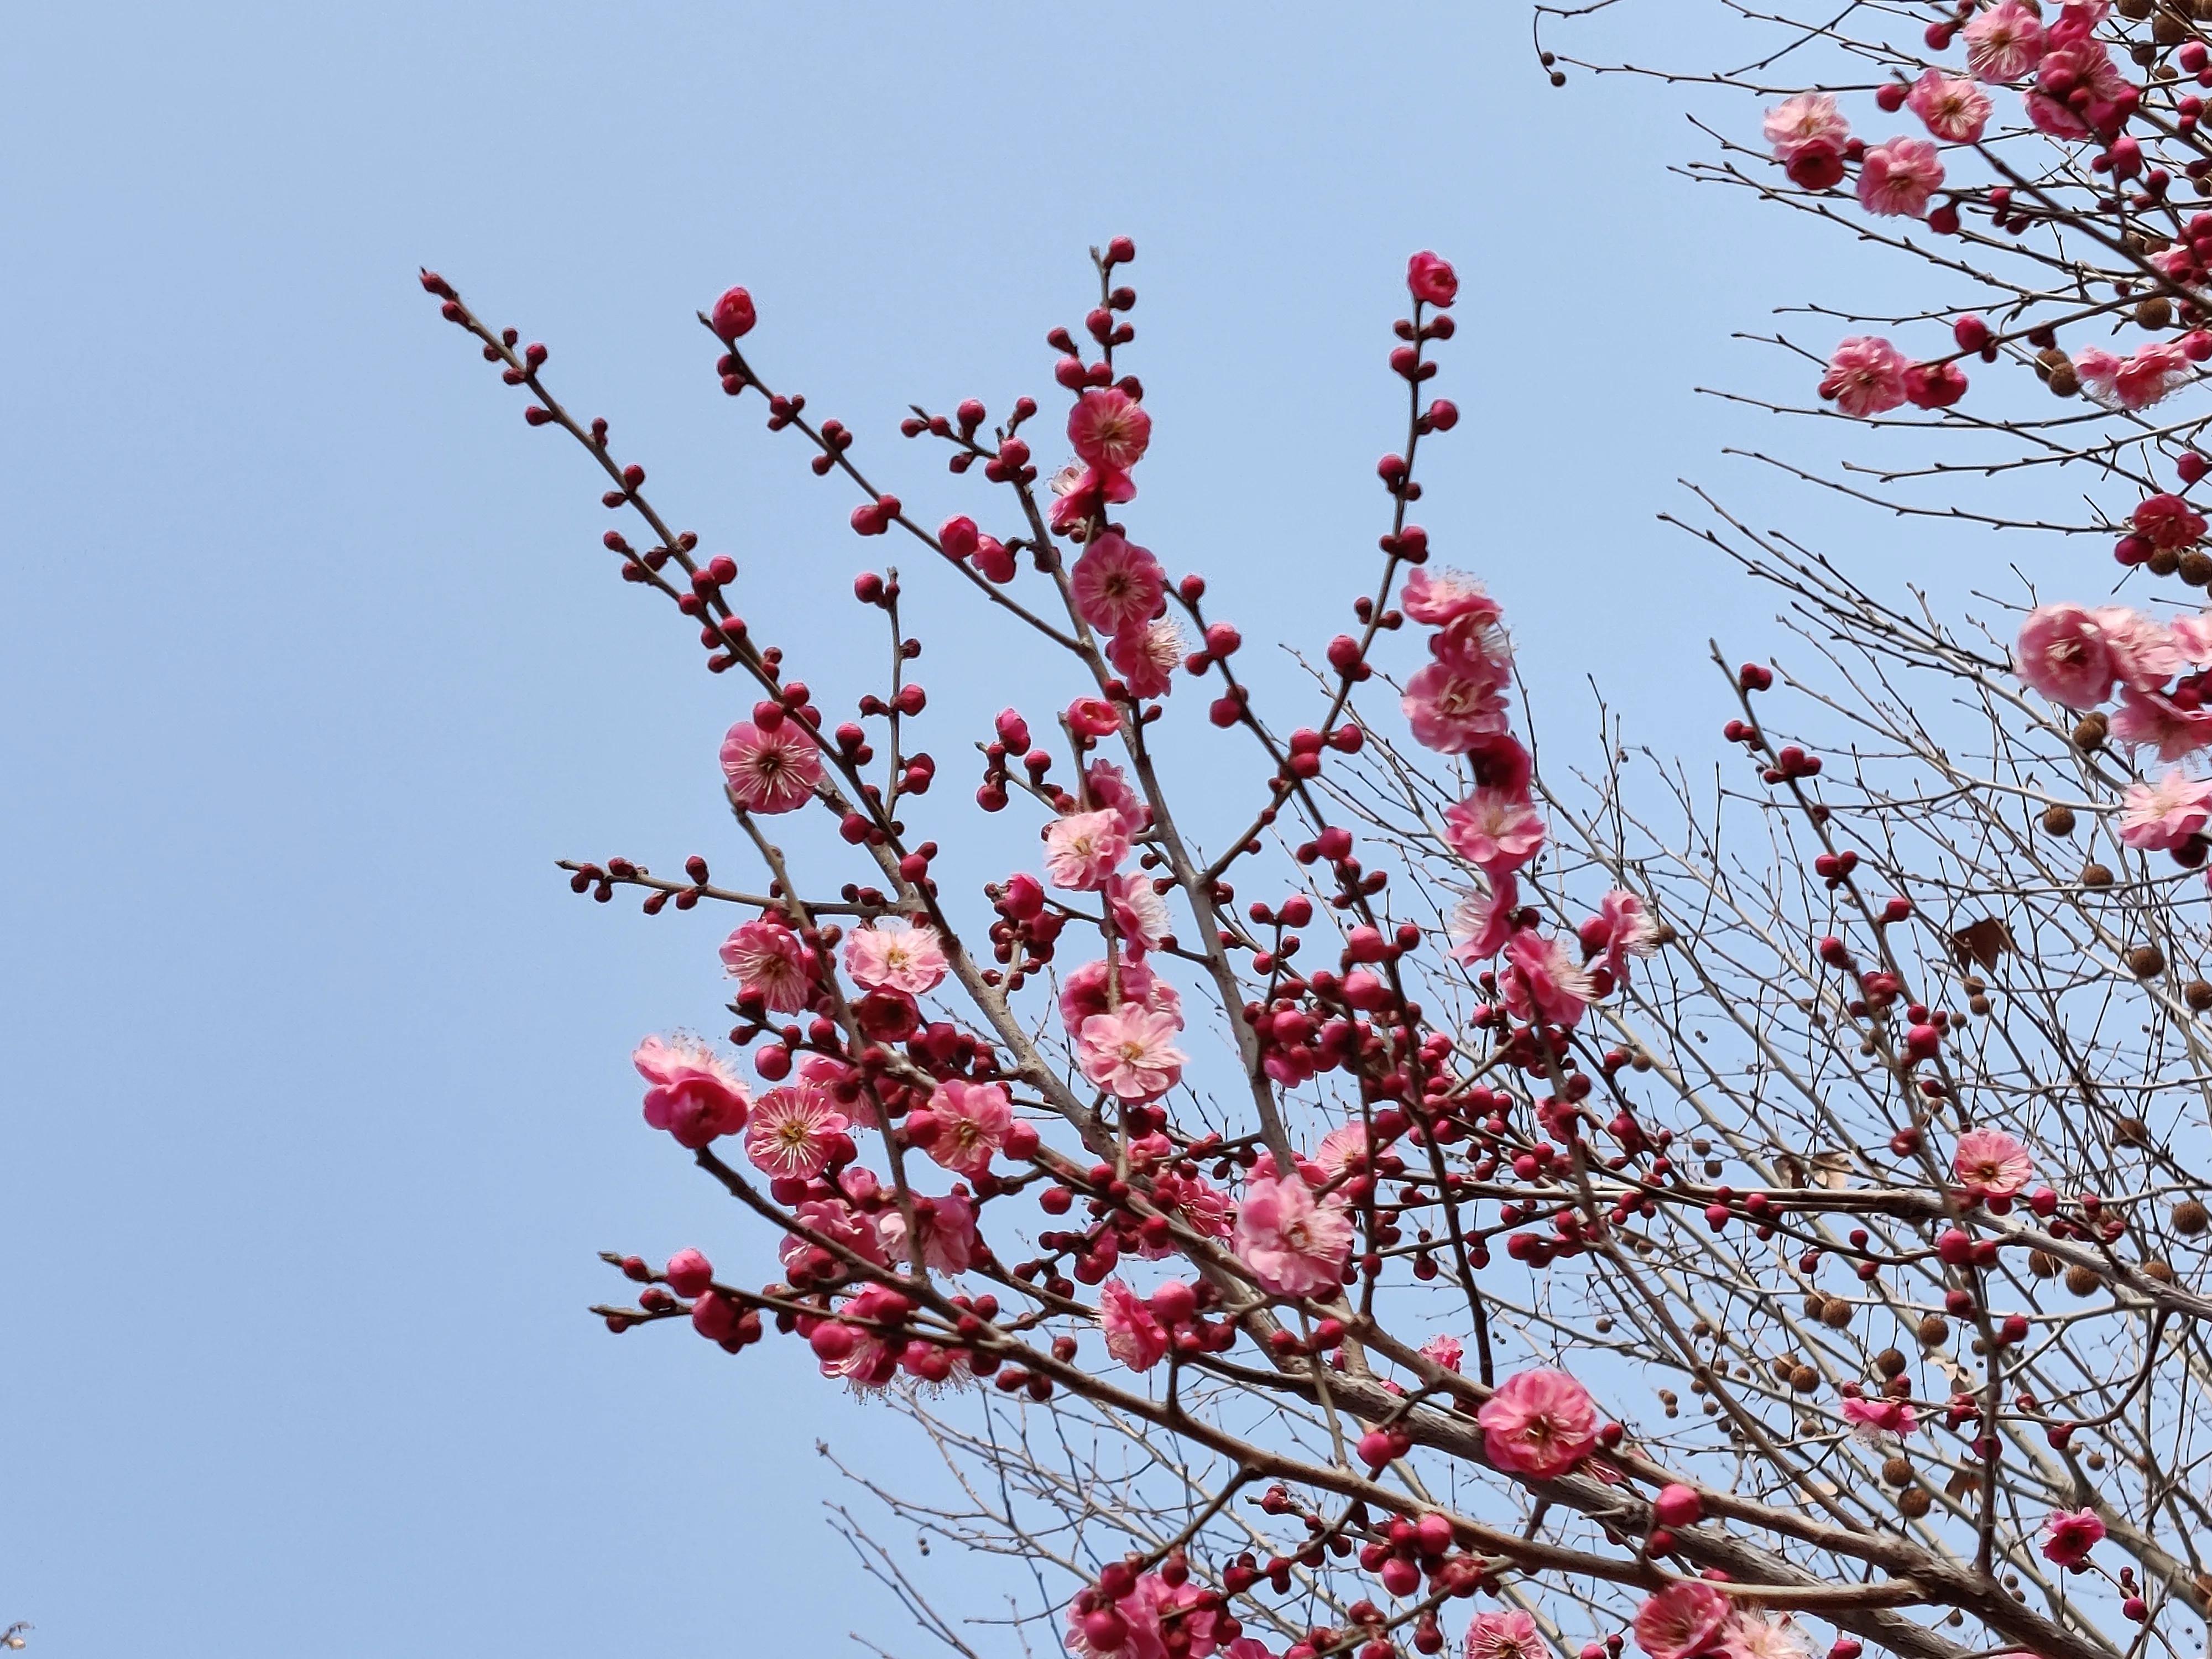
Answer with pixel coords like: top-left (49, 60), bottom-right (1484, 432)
top-left (1045, 808), bottom-right (1131, 891)
top-left (1840, 1395), bottom-right (1918, 1443)
top-left (1086, 758), bottom-right (1152, 837)
top-left (1110, 618), bottom-right (1183, 699)
top-left (842, 918), bottom-right (948, 996)
top-left (2015, 603), bottom-right (2116, 708)
top-left (1819, 337), bottom-right (1910, 417)
top-left (719, 718), bottom-right (823, 814)
top-left (2095, 606), bottom-right (2186, 691)
top-left (1720, 1615), bottom-right (1816, 1659)
top-left (1402, 660), bottom-right (1512, 754)
top-left (1448, 874), bottom-right (1519, 964)
top-left (2172, 612), bottom-right (2212, 667)
top-left (2110, 688), bottom-right (2212, 761)
top-left (1402, 566), bottom-right (1502, 627)
top-left (1634, 1583), bottom-right (1734, 1659)
top-left (1501, 931), bottom-right (1595, 1029)
top-left (1907, 69), bottom-right (1993, 142)
top-left (1420, 1333), bottom-right (1465, 1374)
top-left (1432, 606), bottom-right (1515, 683)
top-left (915, 1078), bottom-right (1013, 1178)
top-left (1443, 786), bottom-right (1546, 873)
top-left (1078, 1003), bottom-right (1188, 1100)
top-left (719, 917), bottom-right (814, 1011)
top-left (744, 1082), bottom-right (849, 1179)
top-left (2075, 343), bottom-right (2193, 412)
top-left (2042, 1507), bottom-right (2106, 1568)
top-left (1464, 1610), bottom-right (1541, 1659)
top-left (1964, 0), bottom-right (2047, 82)
top-left (1105, 870), bottom-right (1173, 956)
top-left (876, 1188), bottom-right (979, 1275)
top-left (2118, 769), bottom-right (2212, 851)
top-left (1477, 1368), bottom-right (1600, 1478)
top-left (1071, 530), bottom-right (1166, 634)
top-left (1857, 135), bottom-right (1944, 217)
top-left (1067, 387), bottom-right (1152, 474)
top-left (1764, 92), bottom-right (1850, 159)
top-left (1098, 1277), bottom-right (1170, 1371)
top-left (632, 1033), bottom-right (750, 1149)
top-left (1313, 1120), bottom-right (1373, 1179)
top-left (1059, 956), bottom-right (1183, 1036)
top-left (1065, 1573), bottom-right (1219, 1659)
top-left (1953, 1126), bottom-right (2032, 1198)
top-left (1233, 1175), bottom-right (1354, 1298)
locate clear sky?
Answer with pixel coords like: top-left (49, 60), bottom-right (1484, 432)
top-left (2, 4), bottom-right (1999, 1655)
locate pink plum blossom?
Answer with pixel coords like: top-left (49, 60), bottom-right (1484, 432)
top-left (719, 719), bottom-right (825, 814)
top-left (1448, 874), bottom-right (1519, 964)
top-left (1819, 337), bottom-right (1910, 417)
top-left (1110, 618), bottom-right (1183, 699)
top-left (1464, 1610), bottom-right (1541, 1659)
top-left (2110, 687), bottom-right (2212, 760)
top-left (1421, 1333), bottom-right (1465, 1373)
top-left (1501, 930), bottom-right (1595, 1029)
top-left (633, 1033), bottom-right (750, 1149)
top-left (1402, 566), bottom-right (1501, 627)
top-left (1477, 1368), bottom-right (1600, 1478)
top-left (780, 1196), bottom-right (886, 1276)
top-left (1856, 136), bottom-right (1944, 217)
top-left (2042, 1507), bottom-right (2106, 1568)
top-left (2015, 603), bottom-right (2116, 708)
top-left (842, 919), bottom-right (948, 996)
top-left (1077, 1003), bottom-right (1188, 1099)
top-left (1150, 1168), bottom-right (1234, 1248)
top-left (876, 1188), bottom-right (979, 1275)
top-left (1071, 530), bottom-right (1166, 634)
top-left (2074, 343), bottom-right (2193, 411)
top-left (1633, 1583), bottom-right (1734, 1659)
top-left (1067, 388), bottom-right (1152, 474)
top-left (1720, 1616), bottom-right (1815, 1659)
top-left (1582, 888), bottom-right (1664, 982)
top-left (719, 917), bottom-right (815, 1011)
top-left (2171, 612), bottom-right (2212, 667)
top-left (2027, 39), bottom-right (2129, 139)
top-left (1233, 1175), bottom-right (1354, 1298)
top-left (1907, 69), bottom-right (1992, 142)
top-left (1065, 1572), bottom-right (1219, 1659)
top-left (1048, 461), bottom-right (1137, 534)
top-left (1443, 786), bottom-right (1546, 873)
top-left (1105, 870), bottom-right (1172, 956)
top-left (1402, 660), bottom-right (1512, 754)
top-left (1953, 1127), bottom-right (2032, 1198)
top-left (1964, 0), bottom-right (2047, 82)
top-left (1841, 1395), bottom-right (1919, 1443)
top-left (1407, 250), bottom-right (1460, 307)
top-left (1059, 956), bottom-right (1182, 1037)
top-left (1764, 92), bottom-right (1849, 159)
top-left (2096, 606), bottom-right (2185, 691)
top-left (744, 1082), bottom-right (849, 1179)
top-left (1086, 758), bottom-right (1152, 837)
top-left (1045, 808), bottom-right (1132, 891)
top-left (2117, 769), bottom-right (2212, 851)
top-left (1098, 1277), bottom-right (1170, 1371)
top-left (914, 1078), bottom-right (1014, 1178)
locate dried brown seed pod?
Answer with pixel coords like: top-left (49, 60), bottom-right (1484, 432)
top-left (1790, 1364), bottom-right (1820, 1393)
top-left (2127, 945), bottom-right (2166, 977)
top-left (2075, 712), bottom-right (2110, 751)
top-left (2029, 1249), bottom-right (2060, 1278)
top-left (1882, 1455), bottom-right (1914, 1486)
top-left (1899, 1487), bottom-right (1932, 1518)
top-left (1875, 1347), bottom-right (1907, 1378)
top-left (2041, 803), bottom-right (2077, 836)
top-left (2065, 1264), bottom-right (2103, 1296)
top-left (1822, 1298), bottom-right (1855, 1329)
top-left (2174, 1198), bottom-right (2209, 1235)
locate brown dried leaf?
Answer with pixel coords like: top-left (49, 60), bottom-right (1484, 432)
top-left (1949, 918), bottom-right (2015, 972)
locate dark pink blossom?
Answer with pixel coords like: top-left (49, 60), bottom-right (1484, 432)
top-left (1406, 250), bottom-right (1459, 307)
top-left (2041, 1507), bottom-right (2106, 1568)
top-left (1071, 530), bottom-right (1166, 634)
top-left (1067, 388), bottom-right (1152, 474)
top-left (1477, 1368), bottom-right (1599, 1478)
top-left (633, 1032), bottom-right (751, 1148)
top-left (1819, 337), bottom-right (1910, 416)
top-left (1098, 1277), bottom-right (1170, 1371)
top-left (719, 719), bottom-right (823, 814)
top-left (1632, 1582), bottom-right (1734, 1659)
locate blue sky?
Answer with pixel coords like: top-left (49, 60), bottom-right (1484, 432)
top-left (2, 4), bottom-right (1992, 1654)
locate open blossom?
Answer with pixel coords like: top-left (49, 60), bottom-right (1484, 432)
top-left (1448, 873), bottom-right (1519, 964)
top-left (1149, 1169), bottom-right (1233, 1249)
top-left (876, 1188), bottom-right (979, 1275)
top-left (1764, 92), bottom-right (1848, 159)
top-left (1066, 1573), bottom-right (1219, 1659)
top-left (1402, 660), bottom-right (1511, 753)
top-left (2015, 603), bottom-right (2116, 708)
top-left (633, 1033), bottom-right (750, 1149)
top-left (1907, 69), bottom-right (1992, 142)
top-left (914, 1078), bottom-right (1014, 1177)
top-left (1078, 1003), bottom-right (1188, 1099)
top-left (1478, 1368), bottom-right (1599, 1478)
top-left (743, 1082), bottom-right (848, 1180)
top-left (1097, 1277), bottom-right (1170, 1371)
top-left (1720, 1618), bottom-right (1814, 1659)
top-left (2110, 687), bottom-right (2212, 760)
top-left (1105, 870), bottom-right (1172, 956)
top-left (2134, 493), bottom-right (2206, 551)
top-left (1964, 0), bottom-right (2047, 82)
top-left (1087, 758), bottom-right (1152, 837)
top-left (1819, 336), bottom-right (1910, 417)
top-left (1312, 1120), bottom-right (1373, 1180)
top-left (2075, 342), bottom-right (2193, 411)
top-left (2098, 606), bottom-right (2185, 691)
top-left (1109, 618), bottom-right (1183, 700)
top-left (2172, 612), bottom-right (2212, 667)
top-left (1402, 566), bottom-right (1499, 627)
top-left (1048, 460), bottom-right (1138, 533)
top-left (1443, 786), bottom-right (1546, 873)
top-left (1953, 1126), bottom-right (2032, 1198)
top-left (1045, 808), bottom-right (1131, 890)
top-left (719, 917), bottom-right (814, 1011)
top-left (842, 919), bottom-right (947, 997)
top-left (2027, 38), bottom-right (2130, 139)
top-left (1067, 387), bottom-right (1152, 474)
top-left (1856, 135), bottom-right (1944, 217)
top-left (780, 1196), bottom-right (886, 1276)
top-left (1420, 1333), bottom-right (1465, 1373)
top-left (1060, 956), bottom-right (1182, 1036)
top-left (1233, 1175), bottom-right (1353, 1297)
top-left (1582, 888), bottom-right (1663, 982)
top-left (1501, 930), bottom-right (1595, 1029)
top-left (1071, 530), bottom-right (1166, 634)
top-left (1841, 1395), bottom-right (1919, 1442)
top-left (1633, 1583), bottom-right (1734, 1659)
top-left (1464, 1610), bottom-right (1541, 1659)
top-left (719, 718), bottom-right (824, 813)
top-left (2042, 1507), bottom-right (2107, 1568)
top-left (2117, 769), bottom-right (2212, 851)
